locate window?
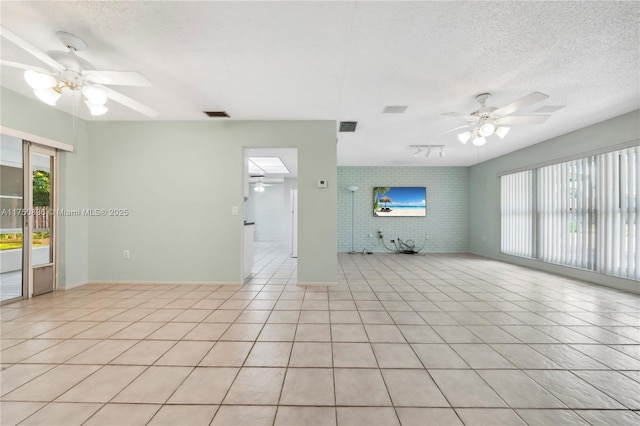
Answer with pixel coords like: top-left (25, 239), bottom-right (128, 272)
top-left (596, 147), bottom-right (639, 279)
top-left (500, 145), bottom-right (639, 280)
top-left (501, 170), bottom-right (534, 258)
top-left (537, 157), bottom-right (595, 270)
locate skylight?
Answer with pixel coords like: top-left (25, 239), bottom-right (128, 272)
top-left (248, 157), bottom-right (290, 174)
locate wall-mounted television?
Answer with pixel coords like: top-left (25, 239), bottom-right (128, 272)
top-left (373, 186), bottom-right (426, 217)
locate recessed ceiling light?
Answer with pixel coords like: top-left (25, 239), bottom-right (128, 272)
top-left (248, 157), bottom-right (290, 174)
top-left (383, 106), bottom-right (408, 114)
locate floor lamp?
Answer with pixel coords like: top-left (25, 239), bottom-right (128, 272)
top-left (348, 186), bottom-right (359, 254)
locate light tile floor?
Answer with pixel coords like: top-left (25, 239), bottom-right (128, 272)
top-left (1, 244), bottom-right (639, 425)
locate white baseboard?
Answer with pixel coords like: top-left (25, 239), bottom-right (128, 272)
top-left (58, 280), bottom-right (90, 291)
top-left (84, 280), bottom-right (242, 287)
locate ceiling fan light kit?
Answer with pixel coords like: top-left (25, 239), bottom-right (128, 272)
top-left (24, 69), bottom-right (56, 89)
top-left (457, 131), bottom-right (472, 144)
top-left (478, 122), bottom-right (495, 137)
top-left (24, 68), bottom-right (110, 115)
top-left (82, 85), bottom-right (108, 105)
top-left (33, 87), bottom-right (62, 106)
top-left (472, 136), bottom-right (486, 147)
top-left (494, 126), bottom-right (510, 139)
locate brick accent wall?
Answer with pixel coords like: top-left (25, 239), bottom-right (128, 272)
top-left (337, 167), bottom-right (469, 253)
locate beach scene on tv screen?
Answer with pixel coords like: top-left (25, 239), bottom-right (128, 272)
top-left (373, 186), bottom-right (426, 217)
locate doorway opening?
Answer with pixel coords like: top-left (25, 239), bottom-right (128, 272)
top-left (243, 148), bottom-right (298, 284)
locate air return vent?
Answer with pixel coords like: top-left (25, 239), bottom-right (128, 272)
top-left (339, 121), bottom-right (357, 132)
top-left (204, 111), bottom-right (230, 117)
top-left (383, 106), bottom-right (408, 114)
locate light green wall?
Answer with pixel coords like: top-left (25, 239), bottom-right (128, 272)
top-left (1, 88), bottom-right (337, 287)
top-left (5, 84), bottom-right (636, 292)
top-left (469, 110), bottom-right (640, 293)
top-left (1, 88), bottom-right (90, 289)
top-left (87, 120), bottom-right (337, 285)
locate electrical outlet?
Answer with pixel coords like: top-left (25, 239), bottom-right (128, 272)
top-left (123, 250), bottom-right (130, 259)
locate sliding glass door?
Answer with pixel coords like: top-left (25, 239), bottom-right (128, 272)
top-left (0, 135), bottom-right (57, 303)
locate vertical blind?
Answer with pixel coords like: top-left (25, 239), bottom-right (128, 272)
top-left (501, 145), bottom-right (639, 281)
top-left (537, 157), bottom-right (595, 270)
top-left (596, 146), bottom-right (639, 280)
top-left (501, 171), bottom-right (534, 258)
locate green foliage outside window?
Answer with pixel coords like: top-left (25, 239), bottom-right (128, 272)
top-left (33, 170), bottom-right (50, 207)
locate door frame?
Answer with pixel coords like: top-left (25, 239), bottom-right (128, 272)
top-left (26, 143), bottom-right (58, 298)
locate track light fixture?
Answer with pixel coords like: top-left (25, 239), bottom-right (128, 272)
top-left (409, 145), bottom-right (445, 159)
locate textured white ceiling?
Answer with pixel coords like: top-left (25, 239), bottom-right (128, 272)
top-left (1, 1), bottom-right (638, 166)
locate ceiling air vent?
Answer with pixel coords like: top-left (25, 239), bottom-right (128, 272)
top-left (339, 121), bottom-right (357, 132)
top-left (204, 111), bottom-right (230, 118)
top-left (383, 106), bottom-right (408, 114)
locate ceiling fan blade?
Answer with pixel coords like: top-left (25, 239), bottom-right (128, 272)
top-left (100, 86), bottom-right (158, 117)
top-left (495, 115), bottom-right (550, 125)
top-left (534, 105), bottom-right (565, 113)
top-left (0, 25), bottom-right (65, 72)
top-left (434, 124), bottom-right (472, 136)
top-left (82, 70), bottom-right (151, 87)
top-left (442, 112), bottom-right (474, 119)
top-left (0, 60), bottom-right (52, 74)
top-left (492, 92), bottom-right (549, 117)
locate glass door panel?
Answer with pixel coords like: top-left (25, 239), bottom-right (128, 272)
top-left (30, 149), bottom-right (55, 296)
top-left (0, 135), bottom-right (24, 302)
top-left (31, 153), bottom-right (53, 266)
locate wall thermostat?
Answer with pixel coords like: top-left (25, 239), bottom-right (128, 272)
top-left (317, 179), bottom-right (328, 188)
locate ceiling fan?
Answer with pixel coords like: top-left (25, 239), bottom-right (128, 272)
top-left (440, 92), bottom-right (563, 146)
top-left (0, 25), bottom-right (157, 117)
top-left (249, 175), bottom-right (283, 192)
